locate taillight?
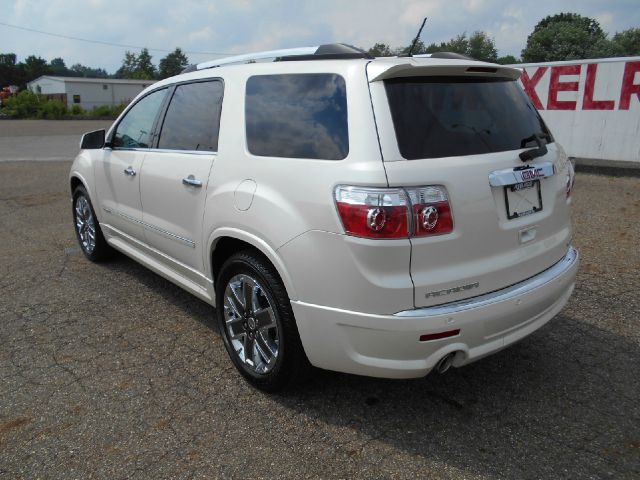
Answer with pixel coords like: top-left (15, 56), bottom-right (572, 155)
top-left (334, 185), bottom-right (453, 239)
top-left (407, 186), bottom-right (453, 236)
top-left (334, 186), bottom-right (409, 238)
top-left (565, 159), bottom-right (575, 199)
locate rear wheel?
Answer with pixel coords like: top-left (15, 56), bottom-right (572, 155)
top-left (72, 186), bottom-right (111, 262)
top-left (215, 250), bottom-right (310, 392)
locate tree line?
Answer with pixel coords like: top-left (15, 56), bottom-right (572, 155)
top-left (369, 13), bottom-right (640, 64)
top-left (0, 47), bottom-right (189, 89)
top-left (1, 13), bottom-right (639, 90)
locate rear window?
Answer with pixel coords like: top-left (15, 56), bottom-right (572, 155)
top-left (384, 76), bottom-right (553, 160)
top-left (245, 73), bottom-right (348, 160)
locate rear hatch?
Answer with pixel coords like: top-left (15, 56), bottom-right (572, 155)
top-left (367, 59), bottom-right (573, 308)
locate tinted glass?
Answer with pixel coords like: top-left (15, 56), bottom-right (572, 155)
top-left (246, 74), bottom-right (348, 160)
top-left (113, 88), bottom-right (167, 148)
top-left (384, 77), bottom-right (553, 160)
top-left (158, 80), bottom-right (224, 151)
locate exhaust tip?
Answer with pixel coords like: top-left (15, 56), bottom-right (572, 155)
top-left (435, 352), bottom-right (457, 374)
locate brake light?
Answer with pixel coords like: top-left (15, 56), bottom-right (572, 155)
top-left (334, 187), bottom-right (409, 238)
top-left (407, 186), bottom-right (454, 236)
top-left (334, 185), bottom-right (453, 239)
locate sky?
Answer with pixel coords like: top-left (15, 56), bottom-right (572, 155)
top-left (2, 0), bottom-right (639, 73)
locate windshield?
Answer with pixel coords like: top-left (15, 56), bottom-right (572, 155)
top-left (384, 76), bottom-right (553, 160)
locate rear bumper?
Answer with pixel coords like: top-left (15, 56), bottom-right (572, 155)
top-left (291, 246), bottom-right (579, 378)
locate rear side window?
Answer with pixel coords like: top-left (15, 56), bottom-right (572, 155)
top-left (384, 76), bottom-right (553, 160)
top-left (246, 74), bottom-right (348, 160)
top-left (158, 80), bottom-right (224, 151)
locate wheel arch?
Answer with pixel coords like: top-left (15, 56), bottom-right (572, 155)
top-left (70, 175), bottom-right (84, 195)
top-left (208, 228), bottom-right (298, 301)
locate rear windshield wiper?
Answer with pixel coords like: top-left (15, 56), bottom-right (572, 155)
top-left (519, 133), bottom-right (548, 162)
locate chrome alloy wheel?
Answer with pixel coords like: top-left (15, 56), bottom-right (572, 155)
top-left (223, 274), bottom-right (280, 374)
top-left (74, 195), bottom-right (96, 254)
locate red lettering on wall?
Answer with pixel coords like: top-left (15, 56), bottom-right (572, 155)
top-left (619, 61), bottom-right (640, 110)
top-left (583, 64), bottom-right (615, 110)
top-left (548, 65), bottom-right (580, 110)
top-left (520, 67), bottom-right (547, 109)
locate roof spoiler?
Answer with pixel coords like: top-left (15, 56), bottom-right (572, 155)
top-left (368, 60), bottom-right (521, 82)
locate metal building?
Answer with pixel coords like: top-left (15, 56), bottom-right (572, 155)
top-left (27, 76), bottom-right (155, 111)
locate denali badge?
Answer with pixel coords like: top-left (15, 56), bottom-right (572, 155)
top-left (425, 282), bottom-right (479, 299)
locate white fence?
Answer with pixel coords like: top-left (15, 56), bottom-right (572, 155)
top-left (513, 57), bottom-right (640, 163)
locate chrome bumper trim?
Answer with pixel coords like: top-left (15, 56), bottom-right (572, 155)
top-left (395, 246), bottom-right (578, 318)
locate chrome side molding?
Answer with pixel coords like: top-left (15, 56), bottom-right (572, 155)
top-left (103, 206), bottom-right (195, 248)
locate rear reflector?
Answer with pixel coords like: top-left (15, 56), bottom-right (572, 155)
top-left (419, 329), bottom-right (460, 342)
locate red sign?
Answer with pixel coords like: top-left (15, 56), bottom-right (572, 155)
top-left (521, 61), bottom-right (640, 111)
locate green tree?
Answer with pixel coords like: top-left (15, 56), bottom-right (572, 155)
top-left (424, 32), bottom-right (497, 62)
top-left (115, 51), bottom-right (139, 78)
top-left (611, 28), bottom-right (640, 56)
top-left (22, 55), bottom-right (51, 82)
top-left (0, 53), bottom-right (26, 87)
top-left (49, 57), bottom-right (69, 76)
top-left (70, 64), bottom-right (109, 78)
top-left (158, 48), bottom-right (189, 78)
top-left (521, 13), bottom-right (611, 62)
top-left (134, 48), bottom-right (156, 79)
top-left (496, 55), bottom-right (519, 65)
top-left (398, 39), bottom-right (428, 56)
top-left (368, 43), bottom-right (394, 57)
top-left (467, 31), bottom-right (498, 62)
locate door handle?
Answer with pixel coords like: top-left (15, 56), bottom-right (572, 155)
top-left (182, 175), bottom-right (203, 188)
top-left (124, 166), bottom-right (136, 176)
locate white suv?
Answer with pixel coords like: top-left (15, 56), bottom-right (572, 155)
top-left (70, 44), bottom-right (579, 391)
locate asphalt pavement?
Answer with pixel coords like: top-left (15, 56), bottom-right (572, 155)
top-left (0, 121), bottom-right (639, 479)
top-left (0, 120), bottom-right (112, 161)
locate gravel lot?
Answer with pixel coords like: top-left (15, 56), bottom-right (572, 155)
top-left (0, 122), bottom-right (639, 479)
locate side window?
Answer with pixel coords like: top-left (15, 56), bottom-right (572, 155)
top-left (245, 74), bottom-right (348, 160)
top-left (158, 80), bottom-right (224, 151)
top-left (113, 88), bottom-right (167, 149)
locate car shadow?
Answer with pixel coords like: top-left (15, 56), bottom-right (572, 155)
top-left (97, 253), bottom-right (639, 479)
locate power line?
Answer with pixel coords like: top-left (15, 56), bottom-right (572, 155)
top-left (0, 21), bottom-right (233, 56)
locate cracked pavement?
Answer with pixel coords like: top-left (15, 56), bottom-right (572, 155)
top-left (0, 124), bottom-right (639, 479)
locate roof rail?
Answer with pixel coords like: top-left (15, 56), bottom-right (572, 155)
top-left (188, 43), bottom-right (372, 72)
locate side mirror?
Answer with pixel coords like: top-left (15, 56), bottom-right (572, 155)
top-left (80, 129), bottom-right (106, 150)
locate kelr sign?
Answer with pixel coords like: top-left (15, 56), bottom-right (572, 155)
top-left (520, 60), bottom-right (640, 110)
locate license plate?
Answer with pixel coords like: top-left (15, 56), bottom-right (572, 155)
top-left (504, 180), bottom-right (542, 219)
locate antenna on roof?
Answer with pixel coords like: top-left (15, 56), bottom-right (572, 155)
top-left (407, 17), bottom-right (427, 57)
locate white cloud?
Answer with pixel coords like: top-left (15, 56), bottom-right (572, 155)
top-left (2, 0), bottom-right (639, 72)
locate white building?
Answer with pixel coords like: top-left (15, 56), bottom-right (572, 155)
top-left (27, 76), bottom-right (155, 111)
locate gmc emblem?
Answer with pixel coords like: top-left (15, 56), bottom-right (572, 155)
top-left (521, 168), bottom-right (544, 180)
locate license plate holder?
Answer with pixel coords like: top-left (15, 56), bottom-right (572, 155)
top-left (504, 180), bottom-right (542, 219)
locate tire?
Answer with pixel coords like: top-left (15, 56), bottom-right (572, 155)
top-left (72, 185), bottom-right (112, 262)
top-left (215, 250), bottom-right (311, 392)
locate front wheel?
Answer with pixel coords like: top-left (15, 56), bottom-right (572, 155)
top-left (215, 250), bottom-right (310, 392)
top-left (72, 186), bottom-right (111, 262)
